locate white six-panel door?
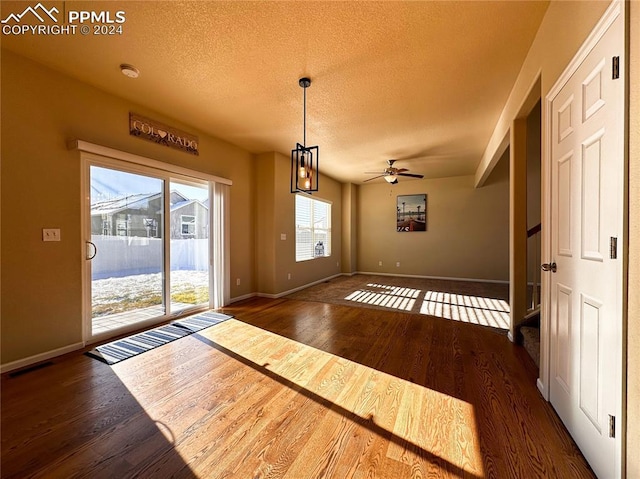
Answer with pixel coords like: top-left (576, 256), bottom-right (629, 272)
top-left (547, 2), bottom-right (624, 477)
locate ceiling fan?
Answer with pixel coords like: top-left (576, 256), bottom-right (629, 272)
top-left (363, 159), bottom-right (424, 184)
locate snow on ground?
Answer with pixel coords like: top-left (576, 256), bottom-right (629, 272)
top-left (92, 270), bottom-right (209, 305)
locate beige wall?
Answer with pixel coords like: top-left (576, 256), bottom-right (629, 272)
top-left (0, 49), bottom-right (343, 365)
top-left (357, 167), bottom-right (509, 282)
top-left (627, 1), bottom-right (639, 476)
top-left (0, 50), bottom-right (255, 364)
top-left (341, 183), bottom-right (358, 274)
top-left (526, 101), bottom-right (542, 230)
top-left (526, 102), bottom-right (542, 285)
top-left (273, 152), bottom-right (343, 293)
top-left (254, 152), bottom-right (277, 295)
top-left (476, 0), bottom-right (610, 185)
top-left (254, 151), bottom-right (343, 296)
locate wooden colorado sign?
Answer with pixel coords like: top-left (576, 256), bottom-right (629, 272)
top-left (129, 113), bottom-right (199, 156)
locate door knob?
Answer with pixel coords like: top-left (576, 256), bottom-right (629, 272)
top-left (541, 262), bottom-right (557, 273)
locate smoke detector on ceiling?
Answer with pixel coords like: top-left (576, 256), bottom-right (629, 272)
top-left (120, 64), bottom-right (140, 79)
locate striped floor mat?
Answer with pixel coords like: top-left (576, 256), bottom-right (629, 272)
top-left (86, 311), bottom-right (232, 365)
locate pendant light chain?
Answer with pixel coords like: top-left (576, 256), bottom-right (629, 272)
top-left (303, 84), bottom-right (307, 148)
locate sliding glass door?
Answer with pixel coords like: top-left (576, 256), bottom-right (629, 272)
top-left (89, 166), bottom-right (166, 336)
top-left (169, 180), bottom-right (210, 314)
top-left (86, 160), bottom-right (214, 339)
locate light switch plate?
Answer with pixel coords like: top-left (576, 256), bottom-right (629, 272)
top-left (280, 233), bottom-right (287, 240)
top-left (43, 228), bottom-right (61, 242)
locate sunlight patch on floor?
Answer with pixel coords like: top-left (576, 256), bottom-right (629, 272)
top-left (208, 320), bottom-right (485, 477)
top-left (344, 282), bottom-right (510, 330)
top-left (112, 319), bottom-right (486, 478)
top-left (344, 283), bottom-right (421, 312)
top-left (420, 291), bottom-right (510, 330)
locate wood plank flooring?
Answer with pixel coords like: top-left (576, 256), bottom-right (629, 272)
top-left (1, 297), bottom-right (594, 478)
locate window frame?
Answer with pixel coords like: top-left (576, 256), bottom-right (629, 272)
top-left (76, 140), bottom-right (232, 344)
top-left (181, 214), bottom-right (196, 237)
top-left (295, 193), bottom-right (332, 262)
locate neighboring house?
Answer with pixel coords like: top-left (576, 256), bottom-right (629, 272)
top-left (91, 190), bottom-right (208, 239)
top-left (169, 196), bottom-right (209, 239)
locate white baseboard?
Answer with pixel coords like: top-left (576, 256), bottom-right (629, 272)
top-left (354, 271), bottom-right (509, 285)
top-left (260, 273), bottom-right (345, 299)
top-left (1, 342), bottom-right (85, 374)
top-left (228, 292), bottom-right (258, 304)
top-left (231, 273), bottom-right (347, 302)
top-left (231, 271), bottom-right (506, 304)
top-left (536, 378), bottom-right (548, 400)
top-left (255, 292), bottom-right (279, 299)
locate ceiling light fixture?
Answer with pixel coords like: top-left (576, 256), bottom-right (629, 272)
top-left (120, 64), bottom-right (140, 79)
top-left (384, 175), bottom-right (398, 184)
top-left (291, 77), bottom-right (319, 194)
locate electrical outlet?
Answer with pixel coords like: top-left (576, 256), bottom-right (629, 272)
top-left (236, 278), bottom-right (241, 286)
top-left (287, 273), bottom-right (291, 280)
top-left (378, 261), bottom-right (383, 266)
top-left (280, 233), bottom-right (287, 240)
top-left (43, 228), bottom-right (61, 242)
top-left (396, 262), bottom-right (400, 267)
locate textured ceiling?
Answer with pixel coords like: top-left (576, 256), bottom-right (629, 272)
top-left (1, 1), bottom-right (549, 184)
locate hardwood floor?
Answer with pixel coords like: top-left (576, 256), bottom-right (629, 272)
top-left (1, 297), bottom-right (594, 478)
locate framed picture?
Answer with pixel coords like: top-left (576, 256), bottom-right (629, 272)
top-left (397, 194), bottom-right (427, 232)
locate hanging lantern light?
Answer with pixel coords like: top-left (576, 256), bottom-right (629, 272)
top-left (291, 77), bottom-right (319, 194)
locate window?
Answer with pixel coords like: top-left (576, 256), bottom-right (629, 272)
top-left (116, 218), bottom-right (128, 236)
top-left (181, 215), bottom-right (196, 236)
top-left (296, 194), bottom-right (331, 261)
top-left (143, 218), bottom-right (158, 238)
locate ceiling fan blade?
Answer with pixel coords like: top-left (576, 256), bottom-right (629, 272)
top-left (363, 175), bottom-right (386, 182)
top-left (364, 171), bottom-right (386, 175)
top-left (397, 173), bottom-right (424, 178)
top-left (395, 168), bottom-right (409, 173)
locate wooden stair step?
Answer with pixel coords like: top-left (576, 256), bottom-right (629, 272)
top-left (520, 325), bottom-right (540, 368)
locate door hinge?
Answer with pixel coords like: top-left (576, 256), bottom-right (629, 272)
top-left (609, 415), bottom-right (616, 438)
top-left (612, 56), bottom-right (620, 79)
top-left (610, 237), bottom-right (618, 259)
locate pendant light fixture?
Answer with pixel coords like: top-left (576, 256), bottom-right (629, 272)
top-left (291, 77), bottom-right (319, 194)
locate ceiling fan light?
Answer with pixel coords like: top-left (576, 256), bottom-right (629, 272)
top-left (384, 175), bottom-right (397, 183)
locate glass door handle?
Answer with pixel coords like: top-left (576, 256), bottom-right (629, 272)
top-left (86, 241), bottom-right (97, 260)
